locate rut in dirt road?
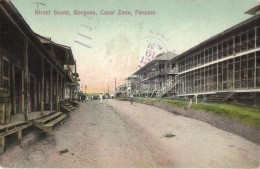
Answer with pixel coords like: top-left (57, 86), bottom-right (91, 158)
top-left (0, 101), bottom-right (173, 168)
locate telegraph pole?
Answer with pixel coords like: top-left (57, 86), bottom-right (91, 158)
top-left (85, 85), bottom-right (87, 95)
top-left (114, 78), bottom-right (116, 99)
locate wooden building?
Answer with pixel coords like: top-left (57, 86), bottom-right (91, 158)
top-left (130, 52), bottom-right (178, 98)
top-left (128, 5), bottom-right (260, 106)
top-left (0, 0), bottom-right (79, 153)
top-left (173, 5), bottom-right (260, 104)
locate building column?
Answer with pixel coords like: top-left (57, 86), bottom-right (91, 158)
top-left (24, 38), bottom-right (29, 121)
top-left (11, 64), bottom-right (16, 115)
top-left (21, 71), bottom-right (24, 115)
top-left (233, 36), bottom-right (235, 90)
top-left (33, 77), bottom-right (37, 111)
top-left (56, 72), bottom-right (59, 111)
top-left (41, 57), bottom-right (44, 114)
top-left (50, 66), bottom-right (53, 111)
top-left (0, 137), bottom-right (5, 154)
top-left (60, 76), bottom-right (63, 101)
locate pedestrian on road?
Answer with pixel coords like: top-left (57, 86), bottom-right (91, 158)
top-left (86, 95), bottom-right (89, 102)
top-left (81, 95), bottom-right (84, 103)
top-left (130, 93), bottom-right (134, 105)
top-left (100, 93), bottom-right (103, 104)
top-left (83, 95), bottom-right (87, 103)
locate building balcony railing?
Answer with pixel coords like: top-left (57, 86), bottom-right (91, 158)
top-left (166, 67), bottom-right (179, 74)
top-left (64, 65), bottom-right (75, 82)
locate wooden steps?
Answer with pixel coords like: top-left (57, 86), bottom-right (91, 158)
top-left (36, 112), bottom-right (62, 124)
top-left (60, 102), bottom-right (76, 112)
top-left (60, 105), bottom-right (72, 112)
top-left (34, 112), bottom-right (66, 133)
top-left (43, 114), bottom-right (66, 133)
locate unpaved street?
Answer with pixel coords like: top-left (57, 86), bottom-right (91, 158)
top-left (0, 100), bottom-right (259, 168)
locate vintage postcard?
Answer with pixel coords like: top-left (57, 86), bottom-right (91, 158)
top-left (0, 0), bottom-right (259, 168)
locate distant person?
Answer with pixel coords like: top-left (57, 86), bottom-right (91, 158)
top-left (86, 95), bottom-right (89, 102)
top-left (100, 93), bottom-right (103, 104)
top-left (130, 93), bottom-right (134, 105)
top-left (81, 95), bottom-right (84, 103)
top-left (82, 95), bottom-right (86, 103)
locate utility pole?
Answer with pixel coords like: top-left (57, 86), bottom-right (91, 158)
top-left (114, 78), bottom-right (116, 99)
top-left (85, 85), bottom-right (87, 95)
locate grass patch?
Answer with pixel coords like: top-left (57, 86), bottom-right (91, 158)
top-left (136, 98), bottom-right (187, 108)
top-left (161, 99), bottom-right (188, 108)
top-left (192, 103), bottom-right (260, 127)
top-left (164, 132), bottom-right (176, 138)
top-left (119, 97), bottom-right (260, 128)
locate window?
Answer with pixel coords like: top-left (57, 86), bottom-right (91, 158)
top-left (223, 41), bottom-right (228, 57)
top-left (228, 38), bottom-right (233, 56)
top-left (205, 49), bottom-right (209, 63)
top-left (257, 27), bottom-right (260, 47)
top-left (208, 47), bottom-right (212, 62)
top-left (235, 35), bottom-right (241, 53)
top-left (213, 46), bottom-right (217, 61)
top-left (248, 29), bottom-right (255, 50)
top-left (256, 52), bottom-right (260, 68)
top-left (241, 32), bottom-right (247, 51)
top-left (218, 43), bottom-right (223, 59)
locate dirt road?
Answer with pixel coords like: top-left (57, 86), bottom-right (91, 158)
top-left (0, 100), bottom-right (259, 168)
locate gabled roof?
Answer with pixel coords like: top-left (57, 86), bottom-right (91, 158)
top-left (37, 34), bottom-right (52, 43)
top-left (0, 0), bottom-right (68, 75)
top-left (132, 52), bottom-right (177, 75)
top-left (37, 34), bottom-right (75, 65)
top-left (0, 0), bottom-right (77, 82)
top-left (173, 13), bottom-right (260, 61)
top-left (154, 52), bottom-right (177, 61)
top-left (245, 4), bottom-right (260, 15)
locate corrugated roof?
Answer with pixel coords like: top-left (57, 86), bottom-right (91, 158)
top-left (154, 52), bottom-right (177, 61)
top-left (173, 14), bottom-right (260, 61)
top-left (245, 4), bottom-right (260, 15)
top-left (36, 34), bottom-right (75, 65)
top-left (0, 0), bottom-right (76, 81)
top-left (132, 52), bottom-right (175, 75)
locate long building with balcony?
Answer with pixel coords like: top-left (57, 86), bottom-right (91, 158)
top-left (129, 52), bottom-right (177, 98)
top-left (128, 5), bottom-right (260, 106)
top-left (174, 5), bottom-right (260, 104)
top-left (0, 0), bottom-right (80, 153)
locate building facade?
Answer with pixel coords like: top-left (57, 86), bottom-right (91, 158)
top-left (129, 5), bottom-right (260, 106)
top-left (174, 6), bottom-right (260, 104)
top-left (0, 0), bottom-right (79, 126)
top-left (130, 52), bottom-right (178, 98)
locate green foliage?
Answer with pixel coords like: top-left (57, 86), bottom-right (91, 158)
top-left (192, 103), bottom-right (260, 127)
top-left (161, 99), bottom-right (187, 108)
top-left (129, 98), bottom-right (260, 127)
top-left (164, 132), bottom-right (176, 138)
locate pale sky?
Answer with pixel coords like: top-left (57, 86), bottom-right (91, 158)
top-left (11, 0), bottom-right (259, 93)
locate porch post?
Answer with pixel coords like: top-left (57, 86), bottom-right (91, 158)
top-left (41, 57), bottom-right (44, 114)
top-left (50, 66), bottom-right (53, 111)
top-left (11, 64), bottom-right (16, 115)
top-left (33, 77), bottom-right (37, 111)
top-left (60, 76), bottom-right (63, 101)
top-left (24, 38), bottom-right (29, 121)
top-left (56, 72), bottom-right (59, 111)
